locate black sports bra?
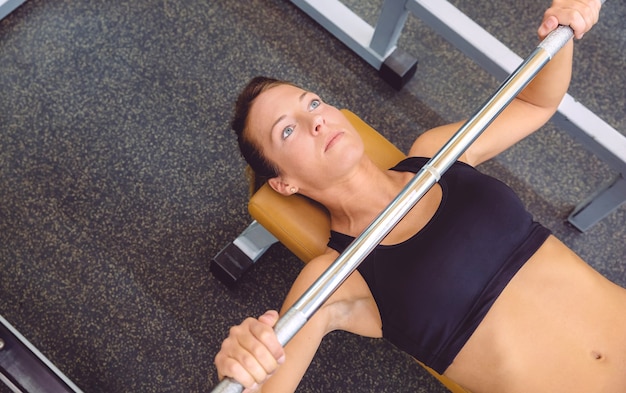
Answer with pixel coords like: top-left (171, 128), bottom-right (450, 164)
top-left (328, 157), bottom-right (551, 373)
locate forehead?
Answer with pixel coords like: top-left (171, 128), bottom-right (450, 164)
top-left (247, 83), bottom-right (306, 139)
top-left (250, 84), bottom-right (305, 123)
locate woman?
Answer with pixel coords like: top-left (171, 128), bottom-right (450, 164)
top-left (215, 1), bottom-right (626, 392)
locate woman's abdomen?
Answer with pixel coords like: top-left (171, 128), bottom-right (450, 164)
top-left (444, 236), bottom-right (626, 393)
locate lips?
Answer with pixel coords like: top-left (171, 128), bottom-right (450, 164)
top-left (324, 132), bottom-right (343, 152)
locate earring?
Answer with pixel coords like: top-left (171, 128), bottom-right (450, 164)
top-left (289, 187), bottom-right (297, 194)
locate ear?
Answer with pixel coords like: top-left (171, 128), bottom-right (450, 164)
top-left (268, 176), bottom-right (296, 196)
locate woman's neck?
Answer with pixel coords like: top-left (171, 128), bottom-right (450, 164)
top-left (312, 160), bottom-right (411, 236)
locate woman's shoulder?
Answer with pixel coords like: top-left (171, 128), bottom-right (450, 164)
top-left (291, 249), bottom-right (368, 301)
top-left (283, 249), bottom-right (341, 307)
top-left (282, 249), bottom-right (379, 334)
top-left (408, 121), bottom-right (471, 164)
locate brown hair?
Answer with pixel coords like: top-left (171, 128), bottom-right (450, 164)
top-left (231, 76), bottom-right (296, 194)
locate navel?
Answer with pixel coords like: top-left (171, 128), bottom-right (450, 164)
top-left (591, 350), bottom-right (604, 361)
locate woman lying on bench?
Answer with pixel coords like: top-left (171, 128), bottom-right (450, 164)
top-left (215, 1), bottom-right (626, 392)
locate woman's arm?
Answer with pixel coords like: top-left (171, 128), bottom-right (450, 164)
top-left (409, 0), bottom-right (601, 166)
top-left (214, 252), bottom-right (381, 393)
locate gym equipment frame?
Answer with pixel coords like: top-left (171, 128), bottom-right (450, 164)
top-left (0, 315), bottom-right (83, 393)
top-left (291, 0), bottom-right (626, 232)
top-left (0, 0), bottom-right (25, 21)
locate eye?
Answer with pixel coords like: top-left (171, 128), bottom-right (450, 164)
top-left (309, 99), bottom-right (321, 110)
top-left (282, 126), bottom-right (294, 140)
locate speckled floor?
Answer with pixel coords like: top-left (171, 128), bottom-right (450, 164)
top-left (0, 1), bottom-right (624, 392)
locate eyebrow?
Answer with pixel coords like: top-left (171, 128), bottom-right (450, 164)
top-left (270, 91), bottom-right (309, 135)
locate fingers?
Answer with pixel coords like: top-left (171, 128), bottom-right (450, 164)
top-left (258, 310), bottom-right (280, 327)
top-left (538, 0), bottom-right (602, 39)
top-left (253, 310), bottom-right (285, 364)
top-left (214, 311), bottom-right (285, 390)
top-left (538, 15), bottom-right (559, 39)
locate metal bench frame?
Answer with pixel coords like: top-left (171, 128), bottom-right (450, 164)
top-left (291, 0), bottom-right (626, 232)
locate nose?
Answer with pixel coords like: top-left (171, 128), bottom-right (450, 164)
top-left (311, 114), bottom-right (324, 135)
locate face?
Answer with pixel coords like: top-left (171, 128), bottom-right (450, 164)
top-left (247, 84), bottom-right (364, 195)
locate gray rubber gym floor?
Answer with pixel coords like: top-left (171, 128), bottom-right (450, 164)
top-left (1, 1), bottom-right (624, 392)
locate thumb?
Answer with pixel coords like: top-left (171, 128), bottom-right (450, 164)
top-left (258, 310), bottom-right (280, 327)
top-left (538, 15), bottom-right (559, 38)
